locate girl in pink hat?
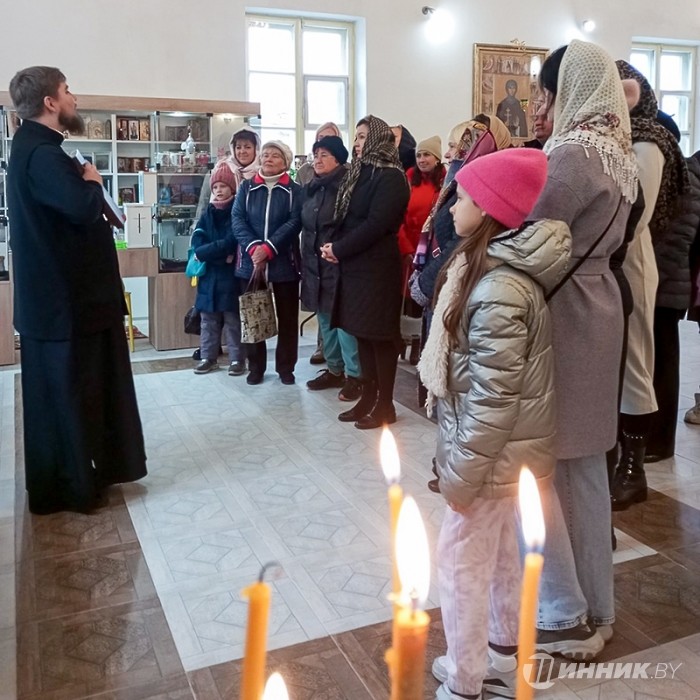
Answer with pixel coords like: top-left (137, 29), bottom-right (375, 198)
top-left (418, 148), bottom-right (571, 699)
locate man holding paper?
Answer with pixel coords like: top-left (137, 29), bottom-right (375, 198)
top-left (6, 66), bottom-right (147, 514)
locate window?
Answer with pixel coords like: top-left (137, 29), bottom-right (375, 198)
top-left (630, 43), bottom-right (695, 155)
top-left (247, 15), bottom-right (353, 157)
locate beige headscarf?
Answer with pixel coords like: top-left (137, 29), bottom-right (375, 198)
top-left (545, 40), bottom-right (637, 203)
top-left (486, 115), bottom-right (512, 151)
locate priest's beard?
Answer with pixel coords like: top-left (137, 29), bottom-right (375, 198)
top-left (58, 108), bottom-right (85, 136)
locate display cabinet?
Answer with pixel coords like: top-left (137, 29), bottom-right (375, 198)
top-left (0, 92), bottom-right (260, 355)
top-left (153, 111), bottom-right (212, 271)
top-left (0, 105), bottom-right (13, 364)
top-left (0, 105), bottom-right (10, 278)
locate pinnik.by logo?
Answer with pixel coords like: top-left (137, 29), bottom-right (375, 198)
top-left (522, 653), bottom-right (683, 690)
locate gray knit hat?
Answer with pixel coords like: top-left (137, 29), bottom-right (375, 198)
top-left (261, 140), bottom-right (293, 170)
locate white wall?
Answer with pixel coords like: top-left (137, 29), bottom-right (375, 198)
top-left (3, 0), bottom-right (699, 149)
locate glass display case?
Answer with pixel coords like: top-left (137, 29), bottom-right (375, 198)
top-left (153, 111), bottom-right (212, 271)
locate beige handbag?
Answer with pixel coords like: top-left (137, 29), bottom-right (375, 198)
top-left (239, 269), bottom-right (278, 343)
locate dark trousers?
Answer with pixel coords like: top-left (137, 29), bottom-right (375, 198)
top-left (648, 307), bottom-right (685, 456)
top-left (240, 278), bottom-right (299, 375)
top-left (357, 337), bottom-right (399, 405)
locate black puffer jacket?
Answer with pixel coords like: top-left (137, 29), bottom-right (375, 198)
top-left (655, 156), bottom-right (700, 310)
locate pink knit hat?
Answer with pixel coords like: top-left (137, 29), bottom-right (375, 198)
top-left (210, 162), bottom-right (237, 193)
top-left (454, 149), bottom-right (548, 228)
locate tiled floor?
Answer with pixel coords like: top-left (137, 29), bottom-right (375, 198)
top-left (1, 320), bottom-right (700, 698)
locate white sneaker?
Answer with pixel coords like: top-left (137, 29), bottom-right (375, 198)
top-left (432, 650), bottom-right (516, 698)
top-left (597, 624), bottom-right (614, 642)
top-left (684, 394), bottom-right (700, 425)
top-left (435, 683), bottom-right (481, 699)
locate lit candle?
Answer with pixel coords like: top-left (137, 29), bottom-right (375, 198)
top-left (385, 496), bottom-right (431, 700)
top-left (262, 672), bottom-right (288, 700)
top-left (380, 426), bottom-right (403, 596)
top-left (516, 467), bottom-right (546, 700)
top-left (240, 564), bottom-right (273, 700)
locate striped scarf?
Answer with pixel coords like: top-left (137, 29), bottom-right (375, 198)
top-left (334, 115), bottom-right (404, 222)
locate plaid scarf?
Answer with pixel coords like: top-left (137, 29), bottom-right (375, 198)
top-left (616, 60), bottom-right (689, 242)
top-left (334, 115), bottom-right (404, 222)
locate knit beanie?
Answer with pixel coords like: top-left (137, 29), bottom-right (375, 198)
top-left (210, 162), bottom-right (237, 193)
top-left (262, 140), bottom-right (293, 170)
top-left (313, 135), bottom-right (349, 165)
top-left (416, 135), bottom-right (442, 162)
top-left (454, 149), bottom-right (548, 229)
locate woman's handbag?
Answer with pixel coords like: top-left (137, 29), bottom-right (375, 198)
top-left (185, 247), bottom-right (207, 280)
top-left (184, 305), bottom-right (201, 335)
top-left (239, 270), bottom-right (278, 343)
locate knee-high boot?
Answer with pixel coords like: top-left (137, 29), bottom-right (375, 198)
top-left (611, 431), bottom-right (648, 510)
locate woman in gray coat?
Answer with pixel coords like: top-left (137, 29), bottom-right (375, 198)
top-left (529, 40), bottom-right (638, 660)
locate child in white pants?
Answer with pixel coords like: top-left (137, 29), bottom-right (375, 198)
top-left (418, 147), bottom-right (571, 699)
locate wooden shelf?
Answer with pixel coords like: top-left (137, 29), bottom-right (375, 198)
top-left (0, 278), bottom-right (15, 365)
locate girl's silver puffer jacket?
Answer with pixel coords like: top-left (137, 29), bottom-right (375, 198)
top-left (427, 219), bottom-right (571, 510)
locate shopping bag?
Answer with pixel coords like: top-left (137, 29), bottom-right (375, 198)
top-left (185, 247), bottom-right (207, 279)
top-left (184, 305), bottom-right (201, 335)
top-left (239, 270), bottom-right (277, 343)
top-left (400, 267), bottom-right (422, 342)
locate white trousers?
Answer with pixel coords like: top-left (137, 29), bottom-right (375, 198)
top-left (438, 497), bottom-right (522, 696)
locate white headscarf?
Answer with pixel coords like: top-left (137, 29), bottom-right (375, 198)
top-left (545, 40), bottom-right (638, 203)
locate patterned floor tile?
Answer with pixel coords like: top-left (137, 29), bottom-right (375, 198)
top-left (187, 635), bottom-right (374, 700)
top-left (17, 599), bottom-right (183, 700)
top-left (17, 542), bottom-right (156, 623)
top-left (266, 508), bottom-right (380, 557)
top-left (17, 500), bottom-right (137, 561)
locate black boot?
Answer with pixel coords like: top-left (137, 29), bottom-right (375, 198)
top-left (611, 431), bottom-right (648, 511)
top-left (354, 400), bottom-right (397, 430)
top-left (338, 380), bottom-right (377, 422)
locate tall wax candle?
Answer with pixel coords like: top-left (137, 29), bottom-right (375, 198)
top-left (380, 427), bottom-right (403, 596)
top-left (516, 467), bottom-right (546, 700)
top-left (386, 496), bottom-right (431, 700)
top-left (241, 566), bottom-right (272, 700)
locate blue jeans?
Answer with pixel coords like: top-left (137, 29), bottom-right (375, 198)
top-left (317, 312), bottom-right (360, 378)
top-left (535, 454), bottom-right (615, 629)
top-left (200, 311), bottom-right (243, 363)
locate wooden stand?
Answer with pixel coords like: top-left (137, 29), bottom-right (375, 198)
top-left (148, 272), bottom-right (199, 350)
top-left (0, 280), bottom-right (14, 365)
top-left (117, 247), bottom-right (159, 278)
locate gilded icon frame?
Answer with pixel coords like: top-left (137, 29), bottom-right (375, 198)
top-left (473, 43), bottom-right (549, 144)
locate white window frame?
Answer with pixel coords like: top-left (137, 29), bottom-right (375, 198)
top-left (631, 42), bottom-right (696, 155)
top-left (246, 14), bottom-right (354, 156)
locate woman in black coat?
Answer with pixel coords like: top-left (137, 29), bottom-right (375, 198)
top-left (320, 115), bottom-right (410, 429)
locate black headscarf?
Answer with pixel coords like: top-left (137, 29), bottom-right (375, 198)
top-left (616, 60), bottom-right (689, 241)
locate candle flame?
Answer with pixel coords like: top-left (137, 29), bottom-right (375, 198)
top-left (518, 467), bottom-right (545, 551)
top-left (262, 672), bottom-right (288, 700)
top-left (380, 427), bottom-right (401, 484)
top-left (396, 496), bottom-right (430, 607)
